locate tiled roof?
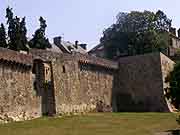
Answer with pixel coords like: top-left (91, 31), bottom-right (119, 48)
top-left (60, 41), bottom-right (87, 54)
top-left (31, 49), bottom-right (118, 69)
top-left (75, 53), bottom-right (118, 69)
top-left (47, 43), bottom-right (63, 53)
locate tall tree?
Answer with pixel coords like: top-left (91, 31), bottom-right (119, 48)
top-left (29, 17), bottom-right (51, 49)
top-left (100, 10), bottom-right (172, 59)
top-left (19, 17), bottom-right (28, 51)
top-left (6, 7), bottom-right (28, 51)
top-left (0, 23), bottom-right (8, 48)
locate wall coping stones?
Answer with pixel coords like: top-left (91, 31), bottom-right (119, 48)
top-left (30, 49), bottom-right (119, 70)
top-left (0, 47), bottom-right (32, 66)
top-left (72, 53), bottom-right (118, 70)
top-left (118, 52), bottom-right (163, 64)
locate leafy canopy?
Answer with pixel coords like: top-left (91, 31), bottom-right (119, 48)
top-left (29, 17), bottom-right (51, 49)
top-left (100, 10), bottom-right (172, 59)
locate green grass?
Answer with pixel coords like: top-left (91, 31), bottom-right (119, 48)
top-left (0, 113), bottom-right (179, 135)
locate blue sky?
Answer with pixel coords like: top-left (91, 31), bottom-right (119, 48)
top-left (0, 0), bottom-right (180, 50)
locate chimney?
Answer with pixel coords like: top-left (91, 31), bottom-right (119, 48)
top-left (53, 36), bottom-right (62, 46)
top-left (79, 44), bottom-right (87, 50)
top-left (169, 27), bottom-right (176, 36)
top-left (75, 40), bottom-right (78, 49)
top-left (178, 28), bottom-right (180, 38)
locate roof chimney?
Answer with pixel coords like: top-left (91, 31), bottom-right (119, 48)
top-left (178, 28), bottom-right (180, 38)
top-left (53, 36), bottom-right (62, 46)
top-left (79, 44), bottom-right (87, 50)
top-left (170, 27), bottom-right (176, 36)
top-left (75, 40), bottom-right (78, 49)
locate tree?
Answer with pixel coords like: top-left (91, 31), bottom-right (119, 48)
top-left (29, 17), bottom-right (51, 49)
top-left (165, 62), bottom-right (180, 109)
top-left (0, 23), bottom-right (8, 48)
top-left (100, 10), bottom-right (172, 59)
top-left (6, 7), bottom-right (28, 51)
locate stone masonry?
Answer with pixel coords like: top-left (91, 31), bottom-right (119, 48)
top-left (0, 48), bottom-right (177, 122)
top-left (0, 48), bottom-right (41, 123)
top-left (115, 53), bottom-right (174, 112)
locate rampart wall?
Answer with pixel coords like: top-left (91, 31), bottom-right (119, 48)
top-left (53, 56), bottom-right (117, 114)
top-left (115, 53), bottom-right (172, 112)
top-left (0, 48), bottom-right (176, 122)
top-left (31, 49), bottom-right (118, 115)
top-left (0, 48), bottom-right (41, 122)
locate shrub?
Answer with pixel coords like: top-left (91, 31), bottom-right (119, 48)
top-left (165, 62), bottom-right (180, 109)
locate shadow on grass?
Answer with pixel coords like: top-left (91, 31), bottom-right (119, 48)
top-left (166, 129), bottom-right (180, 135)
top-left (156, 130), bottom-right (180, 135)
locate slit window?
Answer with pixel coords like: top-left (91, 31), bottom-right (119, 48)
top-left (62, 65), bottom-right (66, 73)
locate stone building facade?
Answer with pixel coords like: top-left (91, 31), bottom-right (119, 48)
top-left (0, 47), bottom-right (176, 122)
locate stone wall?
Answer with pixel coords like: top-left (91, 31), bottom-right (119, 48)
top-left (169, 35), bottom-right (180, 56)
top-left (52, 55), bottom-right (117, 115)
top-left (0, 63), bottom-right (41, 122)
top-left (160, 53), bottom-right (175, 90)
top-left (30, 49), bottom-right (118, 115)
top-left (31, 50), bottom-right (175, 114)
top-left (0, 47), bottom-right (177, 123)
top-left (160, 53), bottom-right (175, 111)
top-left (115, 53), bottom-right (170, 112)
top-left (0, 48), bottom-right (41, 122)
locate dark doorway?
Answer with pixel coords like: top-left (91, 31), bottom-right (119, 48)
top-left (33, 60), bottom-right (56, 116)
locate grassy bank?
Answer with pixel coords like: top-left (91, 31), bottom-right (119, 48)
top-left (0, 113), bottom-right (179, 135)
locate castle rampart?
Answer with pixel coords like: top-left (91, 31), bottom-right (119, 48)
top-left (0, 48), bottom-right (41, 122)
top-left (0, 48), bottom-right (176, 122)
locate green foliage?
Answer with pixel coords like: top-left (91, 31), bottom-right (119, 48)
top-left (176, 115), bottom-right (180, 125)
top-left (0, 113), bottom-right (178, 135)
top-left (101, 10), bottom-right (172, 59)
top-left (165, 62), bottom-right (180, 109)
top-left (0, 23), bottom-right (8, 48)
top-left (6, 7), bottom-right (28, 51)
top-left (29, 17), bottom-right (51, 49)
top-left (0, 7), bottom-right (51, 51)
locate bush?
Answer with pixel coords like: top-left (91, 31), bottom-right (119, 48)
top-left (165, 62), bottom-right (180, 109)
top-left (176, 115), bottom-right (180, 125)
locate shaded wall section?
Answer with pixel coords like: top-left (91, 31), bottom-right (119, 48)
top-left (115, 53), bottom-right (170, 112)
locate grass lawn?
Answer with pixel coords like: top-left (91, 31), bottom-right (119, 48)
top-left (0, 113), bottom-right (179, 135)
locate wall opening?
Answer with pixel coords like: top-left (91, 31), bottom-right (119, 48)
top-left (62, 65), bottom-right (66, 73)
top-left (33, 60), bottom-right (56, 116)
